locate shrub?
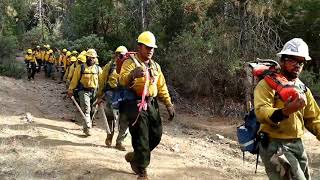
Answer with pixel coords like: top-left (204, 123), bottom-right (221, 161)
top-left (300, 70), bottom-right (320, 95)
top-left (51, 34), bottom-right (113, 66)
top-left (0, 35), bottom-right (17, 60)
top-left (0, 35), bottom-right (25, 79)
top-left (0, 61), bottom-right (26, 79)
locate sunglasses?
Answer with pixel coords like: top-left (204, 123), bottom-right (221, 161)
top-left (284, 57), bottom-right (307, 66)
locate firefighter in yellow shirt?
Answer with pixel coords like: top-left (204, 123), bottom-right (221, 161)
top-left (119, 31), bottom-right (175, 179)
top-left (65, 56), bottom-right (78, 87)
top-left (40, 45), bottom-right (46, 70)
top-left (24, 49), bottom-right (38, 80)
top-left (34, 45), bottom-right (42, 73)
top-left (43, 44), bottom-right (51, 74)
top-left (97, 46), bottom-right (130, 151)
top-left (254, 38), bottom-right (320, 180)
top-left (62, 51), bottom-right (72, 80)
top-left (45, 49), bottom-right (55, 78)
top-left (67, 49), bottom-right (102, 136)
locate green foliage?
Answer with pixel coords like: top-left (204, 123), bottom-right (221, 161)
top-left (20, 27), bottom-right (45, 49)
top-left (51, 34), bottom-right (112, 66)
top-left (70, 34), bottom-right (111, 65)
top-left (0, 35), bottom-right (25, 79)
top-left (300, 70), bottom-right (320, 95)
top-left (274, 0), bottom-right (320, 58)
top-left (163, 20), bottom-right (243, 100)
top-left (0, 35), bottom-right (17, 59)
top-left (0, 61), bottom-right (26, 79)
top-left (2, 0), bottom-right (320, 115)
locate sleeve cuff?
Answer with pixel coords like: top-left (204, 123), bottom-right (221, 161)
top-left (270, 109), bottom-right (289, 123)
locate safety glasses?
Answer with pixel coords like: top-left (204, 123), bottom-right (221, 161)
top-left (285, 56), bottom-right (307, 66)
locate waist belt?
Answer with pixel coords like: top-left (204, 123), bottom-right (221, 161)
top-left (269, 138), bottom-right (301, 143)
top-left (137, 96), bottom-right (154, 104)
top-left (82, 87), bottom-right (96, 92)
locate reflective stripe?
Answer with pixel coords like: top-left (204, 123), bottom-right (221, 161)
top-left (240, 139), bottom-right (255, 147)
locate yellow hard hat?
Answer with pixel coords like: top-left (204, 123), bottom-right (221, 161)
top-left (62, 49), bottom-right (67, 53)
top-left (36, 45), bottom-right (40, 49)
top-left (80, 50), bottom-right (87, 55)
top-left (72, 50), bottom-right (78, 55)
top-left (137, 31), bottom-right (157, 48)
top-left (46, 44), bottom-right (50, 49)
top-left (86, 49), bottom-right (98, 58)
top-left (77, 55), bottom-right (87, 63)
top-left (43, 44), bottom-right (47, 48)
top-left (70, 56), bottom-right (77, 62)
top-left (48, 49), bottom-right (53, 54)
top-left (115, 46), bottom-right (128, 54)
top-left (66, 51), bottom-right (71, 56)
top-left (27, 49), bottom-right (32, 54)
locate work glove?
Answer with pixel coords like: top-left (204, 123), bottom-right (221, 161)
top-left (96, 98), bottom-right (104, 105)
top-left (282, 93), bottom-right (306, 116)
top-left (166, 105), bottom-right (175, 121)
top-left (67, 90), bottom-right (73, 98)
top-left (129, 67), bottom-right (145, 81)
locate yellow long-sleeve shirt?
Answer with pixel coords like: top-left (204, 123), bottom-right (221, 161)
top-left (63, 57), bottom-right (71, 71)
top-left (67, 63), bottom-right (77, 81)
top-left (254, 79), bottom-right (320, 140)
top-left (47, 55), bottom-right (55, 63)
top-left (40, 50), bottom-right (46, 60)
top-left (35, 50), bottom-right (42, 59)
top-left (24, 54), bottom-right (37, 63)
top-left (58, 54), bottom-right (66, 66)
top-left (97, 60), bottom-right (119, 98)
top-left (68, 64), bottom-right (102, 91)
top-left (119, 55), bottom-right (172, 107)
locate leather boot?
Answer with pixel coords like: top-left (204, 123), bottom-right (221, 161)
top-left (105, 134), bottom-right (113, 147)
top-left (115, 143), bottom-right (126, 151)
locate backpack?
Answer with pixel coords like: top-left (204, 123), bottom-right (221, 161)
top-left (76, 63), bottom-right (100, 91)
top-left (237, 58), bottom-right (308, 173)
top-left (104, 55), bottom-right (136, 109)
top-left (237, 58), bottom-right (280, 173)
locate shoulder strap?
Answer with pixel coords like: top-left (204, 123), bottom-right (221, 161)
top-left (96, 64), bottom-right (100, 76)
top-left (79, 63), bottom-right (85, 82)
top-left (105, 60), bottom-right (115, 82)
top-left (150, 60), bottom-right (158, 72)
top-left (129, 54), bottom-right (142, 67)
top-left (264, 72), bottom-right (307, 101)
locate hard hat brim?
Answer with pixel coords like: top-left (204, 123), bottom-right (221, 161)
top-left (277, 51), bottom-right (311, 61)
top-left (143, 43), bottom-right (158, 48)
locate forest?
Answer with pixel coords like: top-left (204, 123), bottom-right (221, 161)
top-left (1, 0), bottom-right (319, 115)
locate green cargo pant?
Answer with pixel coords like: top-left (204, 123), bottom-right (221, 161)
top-left (78, 90), bottom-right (97, 129)
top-left (259, 139), bottom-right (310, 180)
top-left (116, 110), bottom-right (129, 144)
top-left (120, 98), bottom-right (162, 168)
top-left (104, 103), bottom-right (129, 144)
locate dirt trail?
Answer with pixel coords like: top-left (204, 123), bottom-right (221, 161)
top-left (0, 71), bottom-right (319, 180)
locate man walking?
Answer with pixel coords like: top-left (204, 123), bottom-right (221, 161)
top-left (254, 38), bottom-right (320, 180)
top-left (119, 31), bottom-right (175, 180)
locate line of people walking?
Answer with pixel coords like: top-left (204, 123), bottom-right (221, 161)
top-left (24, 31), bottom-right (175, 180)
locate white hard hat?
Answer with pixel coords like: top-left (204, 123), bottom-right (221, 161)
top-left (277, 38), bottom-right (311, 61)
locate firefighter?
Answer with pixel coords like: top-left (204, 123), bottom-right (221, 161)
top-left (97, 45), bottom-right (130, 151)
top-left (24, 49), bottom-right (37, 80)
top-left (67, 49), bottom-right (102, 136)
top-left (119, 31), bottom-right (175, 180)
top-left (254, 38), bottom-right (320, 180)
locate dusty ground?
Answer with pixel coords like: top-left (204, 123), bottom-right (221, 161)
top-left (0, 68), bottom-right (319, 179)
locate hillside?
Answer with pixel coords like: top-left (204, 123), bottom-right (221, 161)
top-left (0, 73), bottom-right (319, 180)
